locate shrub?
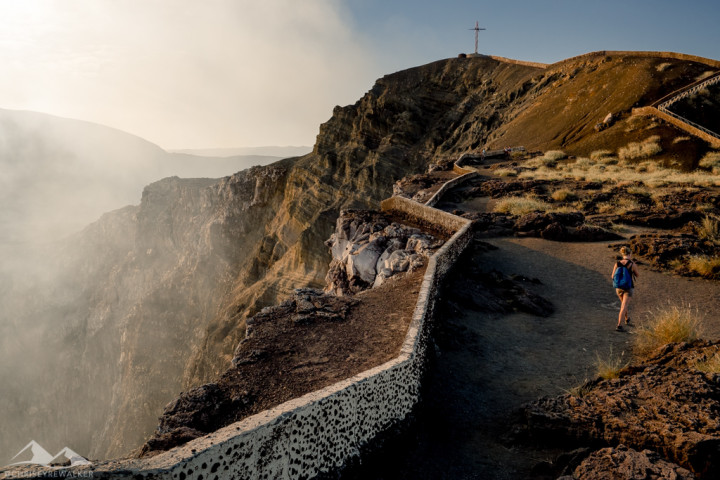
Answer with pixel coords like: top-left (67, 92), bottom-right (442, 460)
top-left (551, 188), bottom-right (577, 202)
top-left (615, 198), bottom-right (641, 214)
top-left (544, 150), bottom-right (567, 161)
top-left (567, 380), bottom-right (592, 398)
top-left (687, 255), bottom-right (720, 278)
top-left (634, 305), bottom-right (703, 358)
top-left (699, 151), bottom-right (720, 173)
top-left (672, 136), bottom-right (691, 144)
top-left (590, 149), bottom-right (614, 161)
top-left (494, 168), bottom-right (518, 177)
top-left (618, 136), bottom-right (663, 161)
top-left (595, 348), bottom-right (628, 380)
top-left (696, 71), bottom-right (716, 82)
top-left (697, 216), bottom-right (720, 243)
top-left (656, 62), bottom-right (671, 72)
top-left (696, 352), bottom-right (720, 373)
top-left (493, 196), bottom-right (550, 215)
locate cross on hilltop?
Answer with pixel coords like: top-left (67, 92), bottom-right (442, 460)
top-left (469, 21), bottom-right (486, 55)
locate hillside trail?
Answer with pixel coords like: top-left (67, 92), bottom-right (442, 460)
top-left (344, 232), bottom-right (720, 479)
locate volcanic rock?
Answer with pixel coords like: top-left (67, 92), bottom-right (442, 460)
top-left (571, 445), bottom-right (696, 480)
top-left (514, 341), bottom-right (720, 477)
top-left (325, 210), bottom-right (441, 295)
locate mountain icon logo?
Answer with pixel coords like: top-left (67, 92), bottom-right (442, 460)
top-left (6, 440), bottom-right (90, 467)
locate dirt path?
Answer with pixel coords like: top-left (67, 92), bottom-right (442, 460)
top-left (343, 234), bottom-right (720, 479)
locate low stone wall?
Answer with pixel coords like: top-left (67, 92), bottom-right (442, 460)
top-left (381, 196), bottom-right (470, 233)
top-left (2, 186), bottom-right (473, 480)
top-left (425, 171), bottom-right (478, 207)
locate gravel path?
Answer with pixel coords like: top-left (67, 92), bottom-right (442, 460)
top-left (343, 234), bottom-right (720, 479)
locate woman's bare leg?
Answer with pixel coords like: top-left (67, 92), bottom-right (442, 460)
top-left (618, 294), bottom-right (631, 327)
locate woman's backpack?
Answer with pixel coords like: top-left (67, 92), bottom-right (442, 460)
top-left (613, 261), bottom-right (634, 290)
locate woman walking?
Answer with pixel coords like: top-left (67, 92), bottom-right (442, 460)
top-left (612, 246), bottom-right (639, 332)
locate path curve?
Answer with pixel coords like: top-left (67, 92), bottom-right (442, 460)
top-left (343, 235), bottom-right (720, 479)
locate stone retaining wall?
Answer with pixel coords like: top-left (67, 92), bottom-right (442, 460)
top-left (2, 173), bottom-right (474, 480)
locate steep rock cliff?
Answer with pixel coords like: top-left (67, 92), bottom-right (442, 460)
top-left (3, 52), bottom-right (712, 462)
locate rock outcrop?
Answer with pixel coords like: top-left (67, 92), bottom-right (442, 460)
top-left (569, 445), bottom-right (696, 480)
top-left (324, 210), bottom-right (442, 295)
top-left (514, 341), bottom-right (720, 478)
top-left (515, 211), bottom-right (622, 242)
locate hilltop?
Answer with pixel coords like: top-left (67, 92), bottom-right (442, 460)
top-left (1, 50), bottom-right (719, 468)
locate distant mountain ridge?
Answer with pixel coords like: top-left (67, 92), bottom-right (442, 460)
top-left (170, 146), bottom-right (312, 158)
top-left (0, 108), bottom-right (285, 243)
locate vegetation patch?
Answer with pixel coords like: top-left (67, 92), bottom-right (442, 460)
top-left (687, 255), bottom-right (720, 279)
top-left (634, 305), bottom-right (703, 358)
top-left (550, 188), bottom-right (576, 202)
top-left (696, 352), bottom-right (720, 374)
top-left (494, 168), bottom-right (518, 177)
top-left (595, 348), bottom-right (628, 380)
top-left (618, 135), bottom-right (663, 161)
top-left (697, 216), bottom-right (720, 244)
top-left (699, 151), bottom-right (720, 173)
top-left (493, 196), bottom-right (551, 216)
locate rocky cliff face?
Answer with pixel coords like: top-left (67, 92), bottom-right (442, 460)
top-left (1, 56), bottom-right (546, 460)
top-left (2, 52), bottom-right (711, 462)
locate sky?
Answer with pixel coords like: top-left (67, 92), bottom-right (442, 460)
top-left (0, 0), bottom-right (718, 149)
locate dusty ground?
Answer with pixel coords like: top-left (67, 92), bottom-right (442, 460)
top-left (140, 266), bottom-right (425, 455)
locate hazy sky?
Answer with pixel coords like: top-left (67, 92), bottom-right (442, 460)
top-left (1, 0), bottom-right (718, 149)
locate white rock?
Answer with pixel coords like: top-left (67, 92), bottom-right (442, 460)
top-left (346, 238), bottom-right (386, 284)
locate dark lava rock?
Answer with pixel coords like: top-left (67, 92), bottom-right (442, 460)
top-left (513, 341), bottom-right (720, 478)
top-left (479, 179), bottom-right (552, 198)
top-left (462, 212), bottom-right (515, 237)
top-left (628, 233), bottom-right (715, 267)
top-left (513, 212), bottom-right (622, 242)
top-left (571, 445), bottom-right (696, 480)
top-left (443, 249), bottom-right (554, 317)
top-left (624, 209), bottom-right (705, 229)
top-left (515, 212), bottom-right (585, 232)
top-left (242, 288), bottom-right (358, 343)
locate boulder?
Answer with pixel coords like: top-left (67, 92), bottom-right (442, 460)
top-left (345, 236), bottom-right (387, 284)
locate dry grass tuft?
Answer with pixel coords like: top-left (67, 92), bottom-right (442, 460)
top-left (697, 216), bottom-right (720, 243)
top-left (699, 151), bottom-right (720, 173)
top-left (656, 62), bottom-right (672, 72)
top-left (672, 136), bottom-right (691, 144)
top-left (566, 381), bottom-right (592, 398)
top-left (696, 352), bottom-right (720, 374)
top-left (595, 348), bottom-right (628, 380)
top-left (493, 196), bottom-right (550, 216)
top-left (590, 149), bottom-right (614, 161)
top-left (494, 168), bottom-right (518, 177)
top-left (634, 305), bottom-right (703, 358)
top-left (544, 150), bottom-right (567, 161)
top-left (551, 188), bottom-right (577, 202)
top-left (687, 255), bottom-right (720, 278)
top-left (618, 136), bottom-right (662, 161)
